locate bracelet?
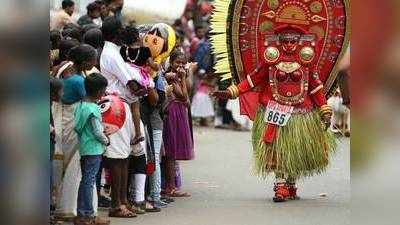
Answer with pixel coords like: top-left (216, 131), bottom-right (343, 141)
top-left (310, 84), bottom-right (323, 95)
top-left (227, 85), bottom-right (239, 99)
top-left (319, 104), bottom-right (333, 117)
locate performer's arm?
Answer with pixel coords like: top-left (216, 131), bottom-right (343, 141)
top-left (309, 72), bottom-right (332, 129)
top-left (226, 64), bottom-right (268, 98)
top-left (308, 72), bottom-right (326, 107)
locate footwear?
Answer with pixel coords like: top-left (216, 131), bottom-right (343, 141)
top-left (73, 216), bottom-right (94, 225)
top-left (152, 200), bottom-right (168, 208)
top-left (94, 216), bottom-right (110, 225)
top-left (98, 195), bottom-right (111, 208)
top-left (286, 183), bottom-right (300, 200)
top-left (108, 207), bottom-right (137, 218)
top-left (161, 196), bottom-right (174, 203)
top-left (133, 202), bottom-right (147, 214)
top-left (144, 201), bottom-right (161, 213)
top-left (273, 183), bottom-right (290, 202)
top-left (128, 202), bottom-right (145, 215)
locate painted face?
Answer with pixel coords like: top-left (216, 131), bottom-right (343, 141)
top-left (282, 39), bottom-right (299, 53)
top-left (143, 33), bottom-right (165, 59)
top-left (98, 95), bottom-right (126, 135)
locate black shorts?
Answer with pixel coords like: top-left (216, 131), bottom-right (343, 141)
top-left (128, 154), bottom-right (146, 174)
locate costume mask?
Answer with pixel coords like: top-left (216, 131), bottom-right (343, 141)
top-left (143, 33), bottom-right (165, 59)
top-left (98, 94), bottom-right (126, 135)
top-left (142, 23), bottom-right (176, 64)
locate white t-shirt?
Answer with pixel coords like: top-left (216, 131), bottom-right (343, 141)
top-left (100, 41), bottom-right (141, 158)
top-left (100, 41), bottom-right (141, 104)
top-left (104, 102), bottom-right (134, 159)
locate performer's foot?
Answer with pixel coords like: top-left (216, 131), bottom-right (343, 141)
top-left (273, 183), bottom-right (290, 202)
top-left (286, 183), bottom-right (300, 200)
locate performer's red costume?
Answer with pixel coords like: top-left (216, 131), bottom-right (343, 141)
top-left (211, 0), bottom-right (349, 202)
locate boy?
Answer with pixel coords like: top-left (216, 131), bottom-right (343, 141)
top-left (74, 73), bottom-right (110, 225)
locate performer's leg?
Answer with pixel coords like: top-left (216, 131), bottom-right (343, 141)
top-left (273, 172), bottom-right (289, 202)
top-left (286, 176), bottom-right (300, 200)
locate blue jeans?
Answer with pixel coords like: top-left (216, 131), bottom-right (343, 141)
top-left (77, 155), bottom-right (102, 217)
top-left (149, 130), bottom-right (163, 201)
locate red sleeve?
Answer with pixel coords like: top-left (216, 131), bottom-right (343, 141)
top-left (237, 64), bottom-right (268, 94)
top-left (308, 72), bottom-right (327, 107)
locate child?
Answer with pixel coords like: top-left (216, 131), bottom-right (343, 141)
top-left (163, 50), bottom-right (193, 197)
top-left (191, 76), bottom-right (215, 126)
top-left (120, 25), bottom-right (147, 146)
top-left (73, 73), bottom-right (110, 225)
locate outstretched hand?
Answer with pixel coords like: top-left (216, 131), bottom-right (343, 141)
top-left (211, 90), bottom-right (231, 99)
top-left (321, 114), bottom-right (331, 131)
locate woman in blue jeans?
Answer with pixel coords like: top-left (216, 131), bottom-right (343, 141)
top-left (140, 73), bottom-right (173, 208)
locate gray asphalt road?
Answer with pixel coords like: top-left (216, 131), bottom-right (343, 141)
top-left (72, 127), bottom-right (350, 225)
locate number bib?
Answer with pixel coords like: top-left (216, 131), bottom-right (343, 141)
top-left (264, 100), bottom-right (294, 126)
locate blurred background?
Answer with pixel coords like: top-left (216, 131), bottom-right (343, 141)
top-left (0, 0), bottom-right (400, 224)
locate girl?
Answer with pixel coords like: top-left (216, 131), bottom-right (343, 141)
top-left (191, 75), bottom-right (215, 126)
top-left (163, 50), bottom-right (194, 197)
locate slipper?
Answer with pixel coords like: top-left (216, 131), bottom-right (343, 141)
top-left (167, 189), bottom-right (191, 198)
top-left (144, 201), bottom-right (161, 213)
top-left (108, 208), bottom-right (137, 218)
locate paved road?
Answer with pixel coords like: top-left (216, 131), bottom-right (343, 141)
top-left (80, 127), bottom-right (350, 225)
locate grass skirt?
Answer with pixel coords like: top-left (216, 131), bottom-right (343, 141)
top-left (252, 107), bottom-right (337, 179)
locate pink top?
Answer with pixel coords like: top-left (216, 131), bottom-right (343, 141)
top-left (128, 63), bottom-right (150, 88)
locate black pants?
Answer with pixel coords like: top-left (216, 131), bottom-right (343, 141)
top-left (105, 158), bottom-right (129, 208)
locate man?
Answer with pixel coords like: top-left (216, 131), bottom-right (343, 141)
top-left (77, 2), bottom-right (102, 27)
top-left (104, 0), bottom-right (124, 21)
top-left (95, 0), bottom-right (111, 21)
top-left (100, 16), bottom-right (142, 218)
top-left (50, 0), bottom-right (75, 30)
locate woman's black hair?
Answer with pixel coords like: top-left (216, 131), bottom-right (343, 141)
top-left (101, 16), bottom-right (122, 42)
top-left (83, 28), bottom-right (104, 49)
top-left (50, 77), bottom-right (63, 98)
top-left (58, 38), bottom-right (80, 62)
top-left (69, 44), bottom-right (97, 66)
top-left (86, 2), bottom-right (100, 14)
top-left (82, 23), bottom-right (99, 34)
top-left (50, 30), bottom-right (62, 50)
top-left (120, 46), bottom-right (151, 66)
top-left (169, 48), bottom-right (185, 63)
top-left (120, 25), bottom-right (139, 46)
top-left (84, 73), bottom-right (108, 97)
top-left (62, 26), bottom-right (83, 42)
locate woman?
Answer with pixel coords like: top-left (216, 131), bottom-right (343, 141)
top-left (53, 44), bottom-right (99, 219)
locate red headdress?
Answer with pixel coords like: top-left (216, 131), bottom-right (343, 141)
top-left (211, 0), bottom-right (349, 119)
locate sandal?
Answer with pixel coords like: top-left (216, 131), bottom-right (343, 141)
top-left (167, 189), bottom-right (191, 198)
top-left (108, 207), bottom-right (137, 218)
top-left (144, 201), bottom-right (161, 213)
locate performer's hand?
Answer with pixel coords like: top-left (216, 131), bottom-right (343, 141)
top-left (211, 90), bottom-right (231, 99)
top-left (321, 114), bottom-right (331, 131)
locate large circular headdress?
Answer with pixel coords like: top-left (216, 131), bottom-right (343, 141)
top-left (210, 0), bottom-right (349, 95)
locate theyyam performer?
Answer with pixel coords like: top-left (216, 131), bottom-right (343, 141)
top-left (211, 0), bottom-right (349, 202)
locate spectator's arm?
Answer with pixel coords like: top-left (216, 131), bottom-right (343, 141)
top-left (89, 116), bottom-right (109, 145)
